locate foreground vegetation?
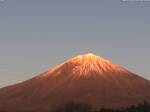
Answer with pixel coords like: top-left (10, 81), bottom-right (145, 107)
top-left (54, 101), bottom-right (150, 112)
top-left (0, 101), bottom-right (149, 112)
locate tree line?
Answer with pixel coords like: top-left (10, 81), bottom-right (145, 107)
top-left (54, 101), bottom-right (150, 112)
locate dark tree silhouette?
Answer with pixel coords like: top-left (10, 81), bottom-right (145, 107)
top-left (53, 101), bottom-right (150, 112)
top-left (98, 101), bottom-right (150, 112)
top-left (53, 102), bottom-right (91, 112)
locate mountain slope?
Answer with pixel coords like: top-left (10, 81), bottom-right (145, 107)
top-left (0, 53), bottom-right (150, 112)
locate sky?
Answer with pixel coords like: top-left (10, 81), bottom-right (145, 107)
top-left (0, 0), bottom-right (150, 87)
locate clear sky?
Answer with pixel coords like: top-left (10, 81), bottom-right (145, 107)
top-left (0, 0), bottom-right (150, 87)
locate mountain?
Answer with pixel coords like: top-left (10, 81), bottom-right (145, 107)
top-left (0, 53), bottom-right (150, 112)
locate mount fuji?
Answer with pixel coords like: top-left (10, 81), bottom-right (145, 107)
top-left (0, 53), bottom-right (150, 112)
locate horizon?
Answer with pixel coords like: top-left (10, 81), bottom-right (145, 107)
top-left (0, 0), bottom-right (150, 87)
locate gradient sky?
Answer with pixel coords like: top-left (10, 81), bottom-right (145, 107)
top-left (0, 0), bottom-right (150, 87)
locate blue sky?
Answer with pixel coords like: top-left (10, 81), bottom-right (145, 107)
top-left (0, 0), bottom-right (150, 87)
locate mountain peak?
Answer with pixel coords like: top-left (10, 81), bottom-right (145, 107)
top-left (40, 53), bottom-right (129, 78)
top-left (82, 53), bottom-right (98, 57)
top-left (68, 53), bottom-right (104, 61)
top-left (63, 53), bottom-right (127, 76)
